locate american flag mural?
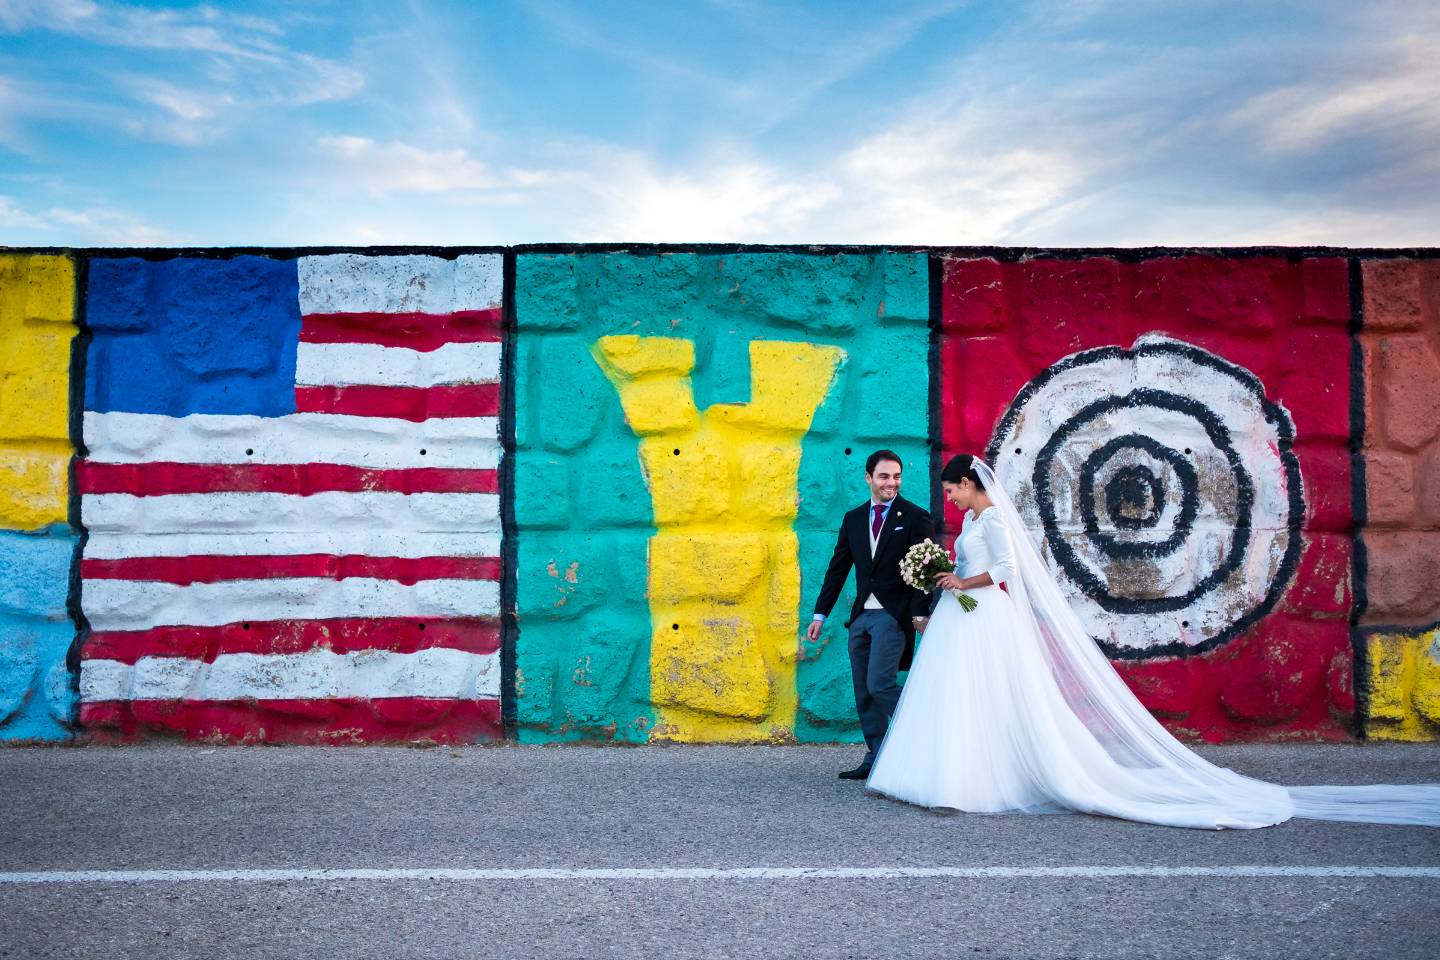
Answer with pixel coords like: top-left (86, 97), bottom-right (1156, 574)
top-left (76, 254), bottom-right (506, 742)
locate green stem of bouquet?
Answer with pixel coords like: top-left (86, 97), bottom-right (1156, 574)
top-left (950, 589), bottom-right (978, 612)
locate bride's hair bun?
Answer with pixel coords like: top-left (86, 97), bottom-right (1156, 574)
top-left (941, 453), bottom-right (986, 489)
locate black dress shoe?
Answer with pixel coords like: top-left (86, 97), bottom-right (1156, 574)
top-left (838, 763), bottom-right (873, 780)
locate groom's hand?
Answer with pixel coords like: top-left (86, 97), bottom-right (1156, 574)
top-left (805, 619), bottom-right (823, 642)
top-left (912, 616), bottom-right (929, 634)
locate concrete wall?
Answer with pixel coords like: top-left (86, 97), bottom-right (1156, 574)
top-left (0, 244), bottom-right (1435, 744)
top-left (513, 252), bottom-right (929, 742)
top-left (0, 254), bottom-right (78, 742)
top-left (1356, 260), bottom-right (1440, 740)
top-left (73, 253), bottom-right (506, 743)
top-left (941, 255), bottom-right (1354, 742)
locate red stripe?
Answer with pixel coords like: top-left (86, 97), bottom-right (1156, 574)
top-left (300, 308), bottom-right (502, 350)
top-left (294, 383), bottom-right (499, 421)
top-left (82, 554), bottom-right (500, 584)
top-left (82, 618), bottom-right (501, 663)
top-left (77, 461), bottom-right (498, 495)
top-left (80, 697), bottom-right (502, 744)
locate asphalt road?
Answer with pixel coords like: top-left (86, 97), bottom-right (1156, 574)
top-left (2, 742), bottom-right (1439, 959)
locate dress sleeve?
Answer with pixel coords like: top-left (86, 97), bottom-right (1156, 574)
top-left (981, 508), bottom-right (1016, 586)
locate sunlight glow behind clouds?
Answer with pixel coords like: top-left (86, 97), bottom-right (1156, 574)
top-left (0, 0), bottom-right (1436, 246)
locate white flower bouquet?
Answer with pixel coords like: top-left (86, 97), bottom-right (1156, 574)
top-left (900, 539), bottom-right (978, 612)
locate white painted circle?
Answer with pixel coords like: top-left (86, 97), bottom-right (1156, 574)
top-left (986, 335), bottom-right (1304, 659)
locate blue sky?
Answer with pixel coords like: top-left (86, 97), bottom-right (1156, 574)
top-left (1, 0), bottom-right (1437, 246)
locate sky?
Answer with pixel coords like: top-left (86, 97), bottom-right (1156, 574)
top-left (1, 0), bottom-right (1437, 247)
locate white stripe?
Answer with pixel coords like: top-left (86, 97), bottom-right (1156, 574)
top-left (81, 577), bottom-right (500, 632)
top-left (82, 492), bottom-right (499, 536)
top-left (84, 411), bottom-right (499, 469)
top-left (84, 531), bottom-right (501, 560)
top-left (296, 342), bottom-right (499, 387)
top-left (298, 254), bottom-right (502, 315)
top-left (80, 648), bottom-right (499, 703)
top-left (4, 865), bottom-right (1439, 885)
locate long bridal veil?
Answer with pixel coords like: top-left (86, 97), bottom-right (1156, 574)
top-left (971, 459), bottom-right (1440, 828)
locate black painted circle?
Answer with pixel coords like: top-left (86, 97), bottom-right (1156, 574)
top-left (1078, 434), bottom-right (1199, 559)
top-left (1036, 389), bottom-right (1253, 614)
top-left (985, 338), bottom-right (1306, 660)
top-left (1106, 466), bottom-right (1162, 530)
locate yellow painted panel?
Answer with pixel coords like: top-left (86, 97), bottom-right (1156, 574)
top-left (595, 336), bottom-right (843, 741)
top-left (0, 255), bottom-right (75, 530)
top-left (1365, 628), bottom-right (1440, 741)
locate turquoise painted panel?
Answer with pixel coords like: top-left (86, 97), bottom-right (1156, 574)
top-left (514, 252), bottom-right (930, 743)
top-left (0, 526), bottom-right (77, 741)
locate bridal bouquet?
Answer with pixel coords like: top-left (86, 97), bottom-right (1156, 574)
top-left (900, 540), bottom-right (978, 612)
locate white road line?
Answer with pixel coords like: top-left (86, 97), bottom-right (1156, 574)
top-left (2, 866), bottom-right (1438, 884)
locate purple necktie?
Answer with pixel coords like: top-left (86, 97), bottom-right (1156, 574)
top-left (872, 503), bottom-right (886, 540)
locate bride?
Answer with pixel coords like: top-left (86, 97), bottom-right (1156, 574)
top-left (866, 454), bottom-right (1440, 829)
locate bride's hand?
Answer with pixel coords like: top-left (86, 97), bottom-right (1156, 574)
top-left (934, 572), bottom-right (965, 591)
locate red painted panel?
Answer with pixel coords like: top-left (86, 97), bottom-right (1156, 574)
top-left (77, 461), bottom-right (499, 495)
top-left (83, 618), bottom-right (502, 663)
top-left (81, 697), bottom-right (502, 744)
top-left (300, 307), bottom-right (503, 350)
top-left (82, 554), bottom-right (501, 584)
top-left (294, 383), bottom-right (500, 420)
top-left (939, 255), bottom-right (1354, 741)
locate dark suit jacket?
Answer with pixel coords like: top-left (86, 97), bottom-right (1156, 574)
top-left (813, 495), bottom-right (936, 668)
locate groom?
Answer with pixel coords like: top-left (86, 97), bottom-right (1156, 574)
top-left (808, 450), bottom-right (936, 779)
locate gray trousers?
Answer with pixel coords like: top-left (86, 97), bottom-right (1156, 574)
top-left (848, 609), bottom-right (906, 758)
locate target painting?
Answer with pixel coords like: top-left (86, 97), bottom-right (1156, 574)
top-left (941, 255), bottom-right (1355, 740)
top-left (987, 335), bottom-right (1305, 659)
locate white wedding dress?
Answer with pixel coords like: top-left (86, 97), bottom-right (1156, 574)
top-left (866, 461), bottom-right (1440, 830)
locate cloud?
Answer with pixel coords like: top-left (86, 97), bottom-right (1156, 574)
top-left (795, 0), bottom-right (1440, 245)
top-left (277, 136), bottom-right (838, 244)
top-left (0, 194), bottom-right (174, 245)
top-left (827, 112), bottom-right (1091, 244)
top-left (0, 0), bottom-right (363, 144)
top-left (567, 150), bottom-right (840, 242)
top-left (3, 0), bottom-right (284, 60)
top-left (716, 0), bottom-right (971, 135)
top-left (7, 0), bottom-right (1440, 247)
top-left (313, 136), bottom-right (551, 195)
top-left (1226, 8), bottom-right (1440, 165)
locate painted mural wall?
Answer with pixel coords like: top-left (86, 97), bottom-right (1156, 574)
top-left (941, 255), bottom-right (1354, 741)
top-left (1355, 259), bottom-right (1440, 741)
top-left (0, 254), bottom-right (77, 742)
top-left (74, 253), bottom-right (506, 743)
top-left (512, 252), bottom-right (930, 743)
top-left (0, 244), bottom-right (1435, 745)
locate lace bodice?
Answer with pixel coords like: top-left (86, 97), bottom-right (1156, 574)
top-left (955, 506), bottom-right (1016, 585)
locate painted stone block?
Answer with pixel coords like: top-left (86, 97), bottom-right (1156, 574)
top-left (1359, 257), bottom-right (1440, 740)
top-left (1362, 625), bottom-right (1440, 741)
top-left (514, 252), bottom-right (929, 743)
top-left (0, 528), bottom-right (77, 741)
top-left (941, 255), bottom-right (1353, 741)
top-left (0, 254), bottom-right (78, 742)
top-left (76, 254), bottom-right (507, 743)
top-left (0, 254), bottom-right (76, 531)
